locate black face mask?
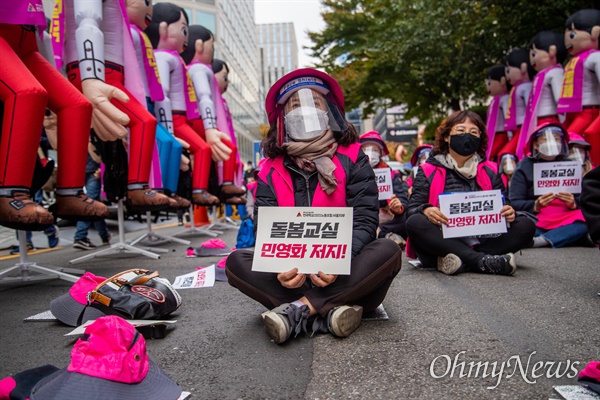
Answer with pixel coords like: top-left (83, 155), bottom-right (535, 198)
top-left (449, 134), bottom-right (480, 156)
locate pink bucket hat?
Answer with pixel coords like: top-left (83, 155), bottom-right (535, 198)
top-left (50, 272), bottom-right (107, 327)
top-left (30, 316), bottom-right (182, 400)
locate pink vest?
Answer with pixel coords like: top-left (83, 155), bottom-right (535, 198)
top-left (420, 161), bottom-right (497, 207)
top-left (258, 144), bottom-right (361, 207)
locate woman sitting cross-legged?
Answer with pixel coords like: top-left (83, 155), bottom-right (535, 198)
top-left (225, 68), bottom-right (403, 344)
top-left (405, 110), bottom-right (536, 276)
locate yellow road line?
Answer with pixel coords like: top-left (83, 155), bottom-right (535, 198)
top-left (0, 246), bottom-right (63, 261)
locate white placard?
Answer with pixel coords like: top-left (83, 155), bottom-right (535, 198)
top-left (438, 190), bottom-right (507, 239)
top-left (252, 207), bottom-right (353, 275)
top-left (533, 161), bottom-right (582, 195)
top-left (172, 265), bottom-right (216, 289)
top-left (65, 319), bottom-right (177, 336)
top-left (373, 167), bottom-right (393, 200)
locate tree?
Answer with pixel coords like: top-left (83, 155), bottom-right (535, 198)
top-left (309, 0), bottom-right (597, 123)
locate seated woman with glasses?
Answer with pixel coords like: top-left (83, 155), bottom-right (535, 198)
top-left (405, 110), bottom-right (535, 276)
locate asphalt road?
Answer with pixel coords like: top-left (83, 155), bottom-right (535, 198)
top-left (0, 221), bottom-right (598, 400)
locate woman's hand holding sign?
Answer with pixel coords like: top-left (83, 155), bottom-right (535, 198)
top-left (424, 206), bottom-right (448, 226)
top-left (534, 192), bottom-right (556, 212)
top-left (500, 205), bottom-right (516, 223)
top-left (556, 192), bottom-right (576, 209)
top-left (277, 268), bottom-right (306, 289)
top-left (310, 272), bottom-right (338, 287)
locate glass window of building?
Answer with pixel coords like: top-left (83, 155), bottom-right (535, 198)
top-left (194, 11), bottom-right (216, 35)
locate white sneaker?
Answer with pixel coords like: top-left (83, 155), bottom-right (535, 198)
top-left (328, 305), bottom-right (363, 337)
top-left (437, 253), bottom-right (464, 275)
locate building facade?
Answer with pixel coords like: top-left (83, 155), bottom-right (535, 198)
top-left (256, 22), bottom-right (298, 101)
top-left (156, 0), bottom-right (264, 164)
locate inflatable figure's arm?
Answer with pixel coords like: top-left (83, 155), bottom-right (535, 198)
top-left (550, 69), bottom-right (564, 105)
top-left (189, 66), bottom-right (231, 161)
top-left (74, 0), bottom-right (130, 141)
top-left (154, 52), bottom-right (174, 133)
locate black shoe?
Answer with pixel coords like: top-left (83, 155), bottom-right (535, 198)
top-left (73, 238), bottom-right (97, 250)
top-left (476, 253), bottom-right (516, 275)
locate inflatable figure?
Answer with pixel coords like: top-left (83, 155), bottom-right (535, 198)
top-left (500, 48), bottom-right (536, 156)
top-left (53, 0), bottom-right (171, 211)
top-left (516, 31), bottom-right (567, 158)
top-left (212, 58), bottom-right (244, 186)
top-left (558, 9), bottom-right (600, 165)
top-left (485, 65), bottom-right (511, 160)
top-left (0, 1), bottom-right (108, 230)
top-left (181, 25), bottom-right (245, 204)
top-left (126, 0), bottom-right (188, 208)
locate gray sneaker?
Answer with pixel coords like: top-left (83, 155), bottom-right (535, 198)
top-left (437, 253), bottom-right (464, 275)
top-left (261, 303), bottom-right (310, 344)
top-left (328, 305), bottom-right (363, 338)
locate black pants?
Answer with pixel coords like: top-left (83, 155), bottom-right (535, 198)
top-left (378, 213), bottom-right (407, 239)
top-left (226, 238), bottom-right (402, 317)
top-left (406, 213), bottom-right (536, 269)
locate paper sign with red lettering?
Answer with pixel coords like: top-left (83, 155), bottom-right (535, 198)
top-left (373, 168), bottom-right (393, 200)
top-left (438, 190), bottom-right (506, 239)
top-left (252, 207), bottom-right (353, 275)
top-left (533, 161), bottom-right (582, 195)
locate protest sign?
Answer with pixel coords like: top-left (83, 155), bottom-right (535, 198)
top-left (439, 190), bottom-right (507, 239)
top-left (533, 161), bottom-right (582, 195)
top-left (252, 207), bottom-right (353, 275)
top-left (373, 167), bottom-right (393, 200)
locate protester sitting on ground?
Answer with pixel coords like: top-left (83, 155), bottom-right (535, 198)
top-left (569, 133), bottom-right (594, 177)
top-left (406, 144), bottom-right (433, 196)
top-left (359, 131), bottom-right (409, 243)
top-left (498, 153), bottom-right (518, 197)
top-left (509, 122), bottom-right (591, 248)
top-left (225, 68), bottom-right (402, 344)
top-left (406, 110), bottom-right (535, 276)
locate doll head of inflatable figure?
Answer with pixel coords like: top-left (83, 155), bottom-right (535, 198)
top-left (126, 0), bottom-right (153, 30)
top-left (181, 25), bottom-right (214, 65)
top-left (145, 2), bottom-right (189, 53)
top-left (529, 31), bottom-right (568, 72)
top-left (504, 48), bottom-right (536, 85)
top-left (485, 65), bottom-right (510, 96)
top-left (564, 9), bottom-right (600, 56)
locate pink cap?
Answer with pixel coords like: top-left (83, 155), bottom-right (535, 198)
top-left (67, 316), bottom-right (149, 384)
top-left (580, 361), bottom-right (600, 381)
top-left (359, 131), bottom-right (389, 156)
top-left (69, 272), bottom-right (106, 305)
top-left (265, 68), bottom-right (345, 124)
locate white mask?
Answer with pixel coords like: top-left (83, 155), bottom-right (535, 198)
top-left (538, 142), bottom-right (561, 160)
top-left (363, 147), bottom-right (381, 167)
top-left (284, 107), bottom-right (329, 141)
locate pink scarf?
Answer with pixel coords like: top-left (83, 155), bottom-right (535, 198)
top-left (558, 49), bottom-right (597, 113)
